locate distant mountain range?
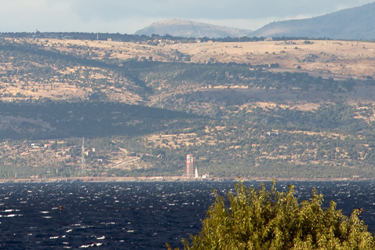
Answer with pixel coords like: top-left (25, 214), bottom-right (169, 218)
top-left (134, 19), bottom-right (253, 39)
top-left (252, 2), bottom-right (375, 40)
top-left (135, 2), bottom-right (375, 40)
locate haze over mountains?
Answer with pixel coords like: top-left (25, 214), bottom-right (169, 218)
top-left (135, 2), bottom-right (375, 40)
top-left (253, 2), bottom-right (375, 40)
top-left (135, 19), bottom-right (253, 38)
top-left (135, 19), bottom-right (252, 38)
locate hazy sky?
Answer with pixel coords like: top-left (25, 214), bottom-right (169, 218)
top-left (1, 0), bottom-right (373, 33)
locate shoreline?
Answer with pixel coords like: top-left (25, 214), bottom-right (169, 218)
top-left (0, 176), bottom-right (372, 183)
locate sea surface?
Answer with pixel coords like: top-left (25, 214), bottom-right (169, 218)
top-left (0, 181), bottom-right (375, 249)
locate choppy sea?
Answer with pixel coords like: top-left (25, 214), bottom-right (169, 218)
top-left (0, 181), bottom-right (374, 249)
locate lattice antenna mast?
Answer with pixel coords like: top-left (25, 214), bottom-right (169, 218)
top-left (81, 137), bottom-right (85, 175)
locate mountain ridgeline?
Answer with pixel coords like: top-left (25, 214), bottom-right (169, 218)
top-left (135, 19), bottom-right (253, 39)
top-left (252, 2), bottom-right (375, 40)
top-left (135, 3), bottom-right (375, 40)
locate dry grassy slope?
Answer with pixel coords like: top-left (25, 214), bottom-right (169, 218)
top-left (2, 38), bottom-right (375, 110)
top-left (172, 40), bottom-right (375, 79)
top-left (20, 38), bottom-right (375, 78)
top-left (113, 39), bottom-right (374, 79)
top-left (58, 39), bottom-right (375, 79)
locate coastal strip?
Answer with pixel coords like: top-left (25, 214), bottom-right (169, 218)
top-left (0, 176), bottom-right (370, 183)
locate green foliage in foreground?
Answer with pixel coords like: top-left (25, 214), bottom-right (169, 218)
top-left (168, 181), bottom-right (375, 250)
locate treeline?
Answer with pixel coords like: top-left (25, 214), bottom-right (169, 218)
top-left (0, 31), bottom-right (332, 43)
top-left (0, 101), bottom-right (200, 140)
top-left (143, 62), bottom-right (361, 94)
top-left (247, 103), bottom-right (369, 132)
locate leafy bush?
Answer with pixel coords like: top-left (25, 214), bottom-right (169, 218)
top-left (168, 181), bottom-right (374, 249)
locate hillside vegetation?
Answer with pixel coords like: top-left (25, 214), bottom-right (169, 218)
top-left (1, 36), bottom-right (375, 179)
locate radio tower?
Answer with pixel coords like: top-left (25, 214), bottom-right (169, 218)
top-left (81, 137), bottom-right (86, 175)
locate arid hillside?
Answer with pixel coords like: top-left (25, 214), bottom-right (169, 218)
top-left (172, 40), bottom-right (375, 79)
top-left (2, 37), bottom-right (375, 180)
top-left (1, 38), bottom-right (375, 105)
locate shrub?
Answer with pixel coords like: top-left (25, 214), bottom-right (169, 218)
top-left (168, 180), bottom-right (375, 249)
